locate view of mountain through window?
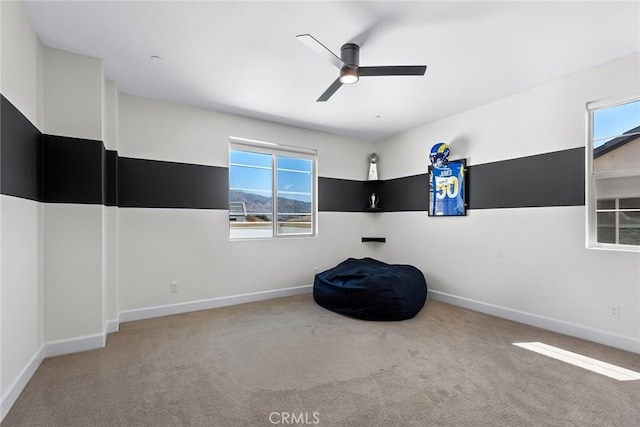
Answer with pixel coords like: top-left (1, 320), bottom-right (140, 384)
top-left (229, 143), bottom-right (315, 239)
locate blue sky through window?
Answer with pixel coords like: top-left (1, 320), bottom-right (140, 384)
top-left (278, 170), bottom-right (312, 193)
top-left (230, 150), bottom-right (271, 168)
top-left (229, 165), bottom-right (272, 191)
top-left (278, 156), bottom-right (312, 172)
top-left (593, 100), bottom-right (640, 148)
top-left (277, 155), bottom-right (312, 195)
top-left (230, 150), bottom-right (312, 200)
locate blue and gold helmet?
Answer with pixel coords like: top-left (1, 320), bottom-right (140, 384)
top-left (429, 142), bottom-right (450, 167)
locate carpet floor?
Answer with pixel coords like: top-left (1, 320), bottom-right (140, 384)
top-left (3, 295), bottom-right (640, 426)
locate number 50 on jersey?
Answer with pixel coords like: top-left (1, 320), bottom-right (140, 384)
top-left (428, 159), bottom-right (467, 216)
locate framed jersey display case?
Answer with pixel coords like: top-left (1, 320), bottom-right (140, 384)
top-left (428, 159), bottom-right (467, 216)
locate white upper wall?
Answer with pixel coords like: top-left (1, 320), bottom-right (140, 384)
top-left (375, 53), bottom-right (640, 179)
top-left (43, 47), bottom-right (103, 141)
top-left (0, 0), bottom-right (42, 129)
top-left (103, 80), bottom-right (118, 151)
top-left (118, 94), bottom-right (372, 179)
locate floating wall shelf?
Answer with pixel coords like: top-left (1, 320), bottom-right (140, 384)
top-left (361, 237), bottom-right (386, 243)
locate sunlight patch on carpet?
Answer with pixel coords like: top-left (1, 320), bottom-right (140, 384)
top-left (513, 342), bottom-right (640, 381)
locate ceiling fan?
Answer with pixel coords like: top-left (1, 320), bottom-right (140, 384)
top-left (296, 34), bottom-right (427, 102)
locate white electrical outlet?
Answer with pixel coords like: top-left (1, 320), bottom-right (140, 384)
top-left (170, 281), bottom-right (179, 293)
top-left (609, 305), bottom-right (620, 319)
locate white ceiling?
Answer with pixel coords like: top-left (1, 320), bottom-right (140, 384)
top-left (23, 1), bottom-right (640, 142)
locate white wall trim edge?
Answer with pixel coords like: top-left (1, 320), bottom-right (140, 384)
top-left (119, 284), bottom-right (313, 323)
top-left (0, 345), bottom-right (45, 422)
top-left (427, 290), bottom-right (640, 354)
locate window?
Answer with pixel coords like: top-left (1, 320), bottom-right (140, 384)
top-left (587, 93), bottom-right (640, 250)
top-left (229, 137), bottom-right (316, 239)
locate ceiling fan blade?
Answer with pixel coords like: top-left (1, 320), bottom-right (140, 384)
top-left (317, 78), bottom-right (343, 102)
top-left (359, 65), bottom-right (427, 76)
top-left (296, 34), bottom-right (343, 69)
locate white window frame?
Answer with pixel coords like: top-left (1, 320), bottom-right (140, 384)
top-left (585, 91), bottom-right (640, 252)
top-left (229, 136), bottom-right (317, 240)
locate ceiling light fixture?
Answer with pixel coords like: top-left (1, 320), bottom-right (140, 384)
top-left (296, 35), bottom-right (426, 101)
top-left (150, 55), bottom-right (162, 60)
top-left (339, 66), bottom-right (359, 84)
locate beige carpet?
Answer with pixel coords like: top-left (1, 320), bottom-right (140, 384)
top-left (3, 295), bottom-right (640, 426)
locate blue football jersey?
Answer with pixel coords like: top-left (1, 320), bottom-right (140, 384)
top-left (430, 162), bottom-right (465, 216)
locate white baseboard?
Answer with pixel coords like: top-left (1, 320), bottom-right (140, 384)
top-left (37, 284), bottom-right (309, 360)
top-left (105, 318), bottom-right (119, 334)
top-left (44, 316), bottom-right (121, 358)
top-left (44, 332), bottom-right (107, 358)
top-left (119, 284), bottom-right (313, 323)
top-left (1, 345), bottom-right (44, 422)
top-left (0, 286), bottom-right (311, 421)
top-left (427, 290), bottom-right (640, 354)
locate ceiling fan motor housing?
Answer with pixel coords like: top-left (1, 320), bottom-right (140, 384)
top-left (340, 43), bottom-right (360, 67)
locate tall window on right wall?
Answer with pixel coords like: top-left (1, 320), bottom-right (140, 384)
top-left (587, 93), bottom-right (640, 250)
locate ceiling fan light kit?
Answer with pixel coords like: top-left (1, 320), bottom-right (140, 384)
top-left (339, 67), bottom-right (359, 84)
top-left (296, 34), bottom-right (427, 102)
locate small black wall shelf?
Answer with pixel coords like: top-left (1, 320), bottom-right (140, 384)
top-left (361, 237), bottom-right (386, 243)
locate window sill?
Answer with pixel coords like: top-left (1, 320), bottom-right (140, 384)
top-left (587, 243), bottom-right (640, 253)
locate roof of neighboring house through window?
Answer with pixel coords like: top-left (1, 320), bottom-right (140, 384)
top-left (594, 125), bottom-right (640, 158)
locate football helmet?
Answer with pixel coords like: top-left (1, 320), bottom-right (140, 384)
top-left (429, 142), bottom-right (450, 167)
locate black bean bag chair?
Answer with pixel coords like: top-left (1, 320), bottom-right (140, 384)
top-left (313, 257), bottom-right (427, 321)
